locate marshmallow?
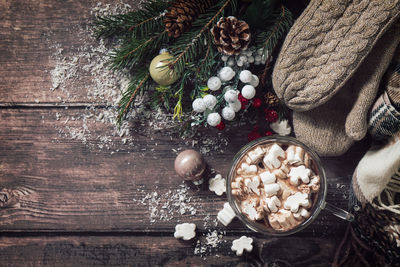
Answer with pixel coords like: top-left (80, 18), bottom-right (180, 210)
top-left (231, 236), bottom-right (253, 256)
top-left (231, 177), bottom-right (244, 196)
top-left (264, 183), bottom-right (280, 197)
top-left (284, 192), bottom-right (310, 213)
top-left (270, 119), bottom-right (291, 136)
top-left (293, 207), bottom-right (311, 220)
top-left (209, 174), bottom-right (226, 196)
top-left (286, 145), bottom-right (305, 165)
top-left (263, 144), bottom-right (285, 169)
top-left (239, 163), bottom-right (258, 175)
top-left (218, 202), bottom-right (236, 226)
top-left (289, 165), bottom-right (311, 186)
top-left (265, 196), bottom-right (281, 213)
top-left (268, 209), bottom-right (298, 230)
top-left (259, 171), bottom-right (276, 184)
top-left (244, 176), bottom-right (261, 195)
top-left (242, 199), bottom-right (263, 220)
top-left (245, 146), bottom-right (265, 164)
top-left (174, 223), bottom-right (196, 240)
top-left (273, 164), bottom-right (289, 179)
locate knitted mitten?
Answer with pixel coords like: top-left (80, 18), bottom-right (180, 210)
top-left (273, 0), bottom-right (400, 111)
top-left (291, 26), bottom-right (400, 156)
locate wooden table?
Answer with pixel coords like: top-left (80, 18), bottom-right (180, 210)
top-left (0, 1), bottom-right (370, 266)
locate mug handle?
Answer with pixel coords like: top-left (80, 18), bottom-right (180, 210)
top-left (322, 202), bottom-right (354, 222)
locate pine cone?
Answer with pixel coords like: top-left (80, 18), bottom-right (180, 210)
top-left (211, 16), bottom-right (251, 56)
top-left (164, 0), bottom-right (216, 38)
top-left (265, 92), bottom-right (280, 107)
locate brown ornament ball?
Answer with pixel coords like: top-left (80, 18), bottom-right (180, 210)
top-left (174, 149), bottom-right (206, 182)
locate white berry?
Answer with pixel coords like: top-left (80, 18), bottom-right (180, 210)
top-left (255, 55), bottom-right (261, 62)
top-left (237, 60), bottom-right (244, 67)
top-left (239, 70), bottom-right (253, 83)
top-left (224, 90), bottom-right (239, 103)
top-left (247, 56), bottom-right (254, 63)
top-left (192, 98), bottom-right (206, 113)
top-left (222, 107), bottom-right (235, 121)
top-left (219, 67), bottom-right (236, 82)
top-left (221, 55), bottom-right (229, 62)
top-left (239, 55), bottom-right (247, 63)
top-left (203, 94), bottom-right (217, 110)
top-left (207, 112), bottom-right (221, 127)
top-left (229, 100), bottom-right (241, 112)
top-left (227, 58), bottom-right (235, 67)
top-left (207, 76), bottom-right (221, 91)
top-left (250, 75), bottom-right (259, 88)
top-left (241, 85), bottom-right (256, 99)
top-left (257, 48), bottom-right (264, 55)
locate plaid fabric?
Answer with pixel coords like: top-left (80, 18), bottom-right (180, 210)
top-left (368, 92), bottom-right (400, 140)
top-left (387, 63), bottom-right (400, 110)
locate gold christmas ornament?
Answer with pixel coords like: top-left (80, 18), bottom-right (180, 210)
top-left (149, 50), bottom-right (180, 86)
top-left (211, 16), bottom-right (251, 56)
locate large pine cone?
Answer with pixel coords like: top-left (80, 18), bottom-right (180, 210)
top-left (164, 0), bottom-right (216, 38)
top-left (211, 16), bottom-right (251, 56)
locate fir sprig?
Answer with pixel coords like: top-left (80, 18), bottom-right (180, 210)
top-left (169, 0), bottom-right (238, 74)
top-left (93, 0), bottom-right (169, 38)
top-left (117, 70), bottom-right (150, 124)
top-left (256, 5), bottom-right (293, 54)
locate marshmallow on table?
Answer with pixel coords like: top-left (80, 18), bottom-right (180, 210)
top-left (174, 223), bottom-right (196, 240)
top-left (231, 236), bottom-right (253, 256)
top-left (218, 202), bottom-right (236, 226)
top-left (289, 165), bottom-right (311, 186)
top-left (265, 196), bottom-right (281, 213)
top-left (263, 144), bottom-right (285, 169)
top-left (284, 192), bottom-right (310, 213)
top-left (209, 174), bottom-right (226, 196)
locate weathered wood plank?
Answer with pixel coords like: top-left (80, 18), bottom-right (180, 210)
top-left (0, 0), bottom-right (140, 104)
top-left (0, 235), bottom-right (340, 266)
top-left (0, 108), bottom-right (367, 234)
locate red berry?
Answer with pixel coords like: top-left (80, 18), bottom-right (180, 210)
top-left (265, 131), bottom-right (273, 136)
top-left (248, 131), bottom-right (262, 142)
top-left (265, 109), bottom-right (278, 123)
top-left (216, 121), bottom-right (225, 130)
top-left (238, 93), bottom-right (249, 109)
top-left (253, 124), bottom-right (260, 131)
top-left (252, 98), bottom-right (262, 108)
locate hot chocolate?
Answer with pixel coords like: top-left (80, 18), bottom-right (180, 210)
top-left (230, 142), bottom-right (320, 231)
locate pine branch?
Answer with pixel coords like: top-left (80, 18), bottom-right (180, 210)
top-left (256, 5), bottom-right (293, 54)
top-left (117, 71), bottom-right (151, 124)
top-left (169, 0), bottom-right (237, 74)
top-left (110, 30), bottom-right (168, 70)
top-left (93, 0), bottom-right (169, 38)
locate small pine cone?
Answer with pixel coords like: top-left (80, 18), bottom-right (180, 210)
top-left (265, 92), bottom-right (280, 107)
top-left (164, 0), bottom-right (216, 38)
top-left (211, 16), bottom-right (251, 56)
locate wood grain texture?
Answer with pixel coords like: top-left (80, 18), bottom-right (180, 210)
top-left (0, 235), bottom-right (337, 267)
top-left (0, 108), bottom-right (366, 234)
top-left (0, 0), bottom-right (372, 265)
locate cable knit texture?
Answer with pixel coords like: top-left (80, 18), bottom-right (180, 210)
top-left (292, 26), bottom-right (400, 156)
top-left (273, 0), bottom-right (400, 111)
